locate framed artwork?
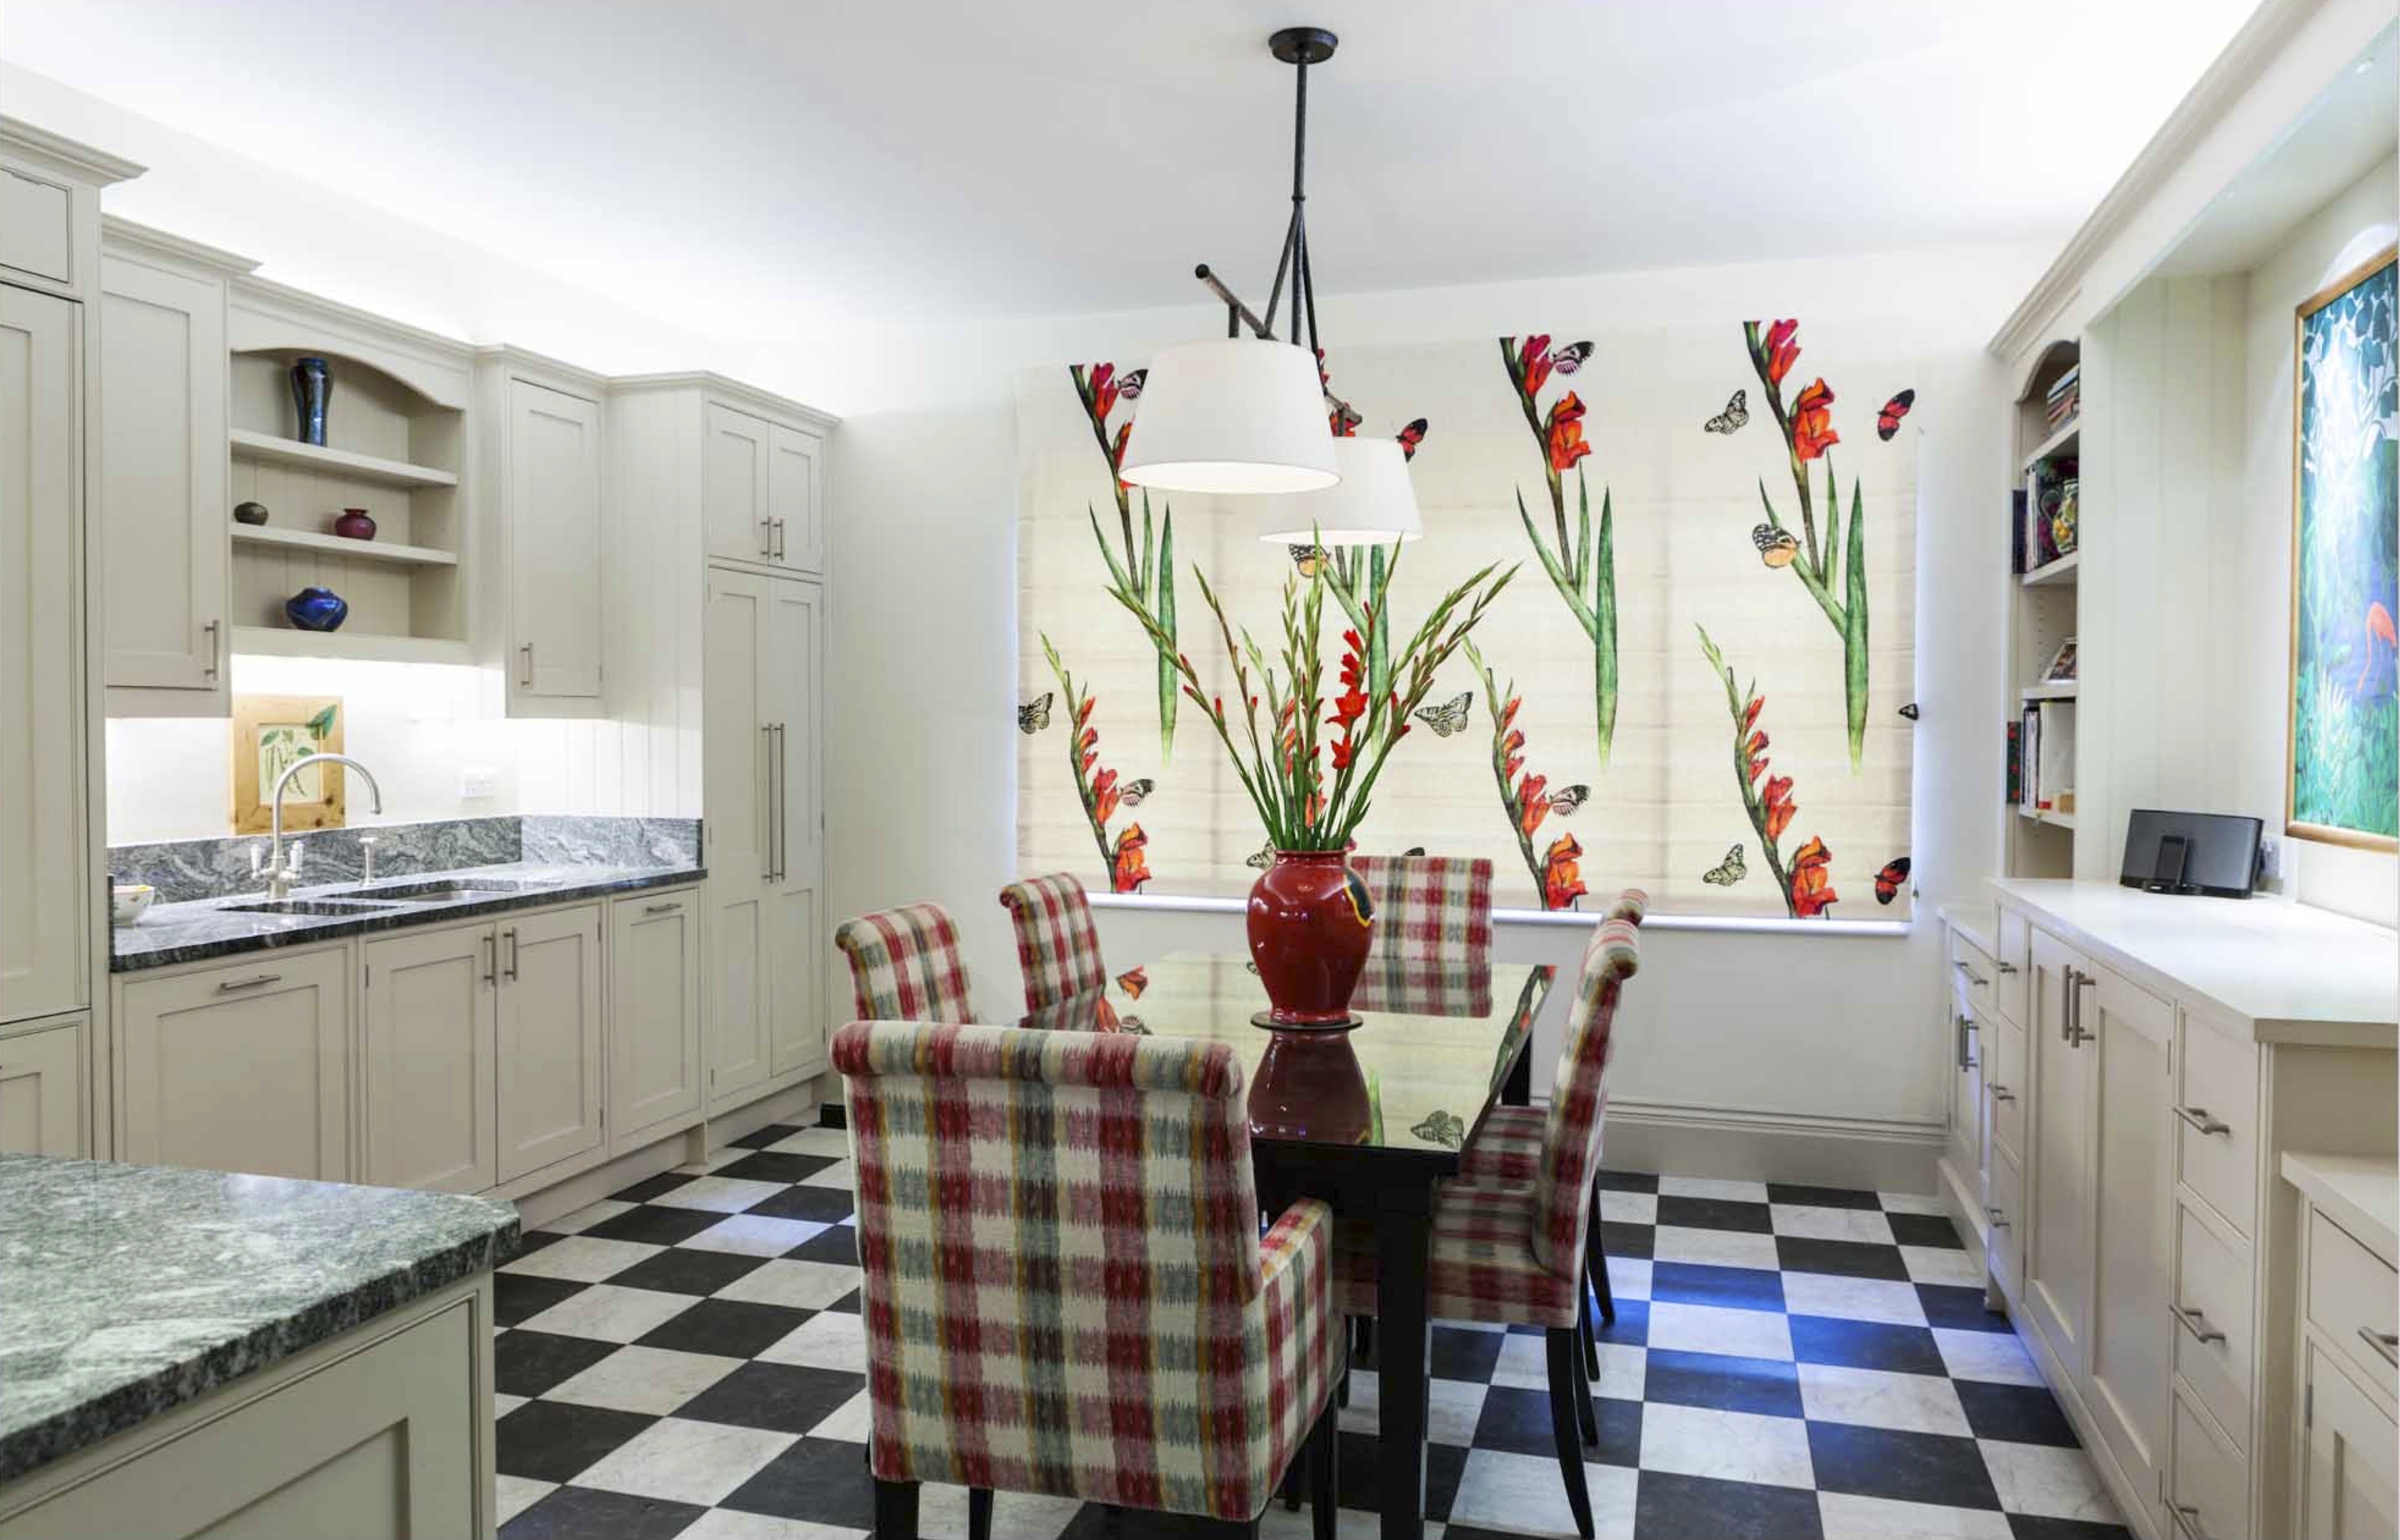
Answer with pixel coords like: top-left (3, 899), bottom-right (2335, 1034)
top-left (2288, 246), bottom-right (2398, 850)
top-left (2042, 637), bottom-right (2078, 684)
top-left (232, 695), bottom-right (344, 835)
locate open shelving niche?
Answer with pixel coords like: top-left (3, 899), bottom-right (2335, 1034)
top-left (2006, 338), bottom-right (2081, 878)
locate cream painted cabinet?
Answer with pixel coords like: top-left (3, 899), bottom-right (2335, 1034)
top-left (117, 948), bottom-right (351, 1181)
top-left (2083, 960), bottom-right (2174, 1529)
top-left (766, 421), bottom-right (825, 573)
top-left (2301, 1340), bottom-right (2398, 1539)
top-left (765, 576), bottom-right (824, 1077)
top-left (0, 283), bottom-right (89, 1027)
top-left (479, 353), bottom-right (605, 713)
top-left (609, 889), bottom-right (703, 1152)
top-left (0, 1016), bottom-right (86, 1156)
top-left (705, 401), bottom-right (776, 566)
top-left (364, 921), bottom-right (497, 1194)
top-left (496, 905), bottom-right (605, 1183)
top-left (2025, 924), bottom-right (2094, 1376)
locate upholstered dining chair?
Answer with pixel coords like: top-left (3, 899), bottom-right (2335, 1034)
top-left (995, 871), bottom-right (1108, 1011)
top-left (833, 902), bottom-right (977, 1023)
top-left (832, 1020), bottom-right (1346, 1539)
top-left (1331, 912), bottom-right (1641, 1540)
top-left (1348, 853), bottom-right (1494, 990)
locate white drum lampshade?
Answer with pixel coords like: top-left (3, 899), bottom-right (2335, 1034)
top-left (1255, 435), bottom-right (1422, 545)
top-left (1117, 338), bottom-right (1341, 495)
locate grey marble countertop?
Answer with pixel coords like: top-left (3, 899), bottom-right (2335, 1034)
top-left (0, 1156), bottom-right (517, 1484)
top-left (110, 860), bottom-right (705, 973)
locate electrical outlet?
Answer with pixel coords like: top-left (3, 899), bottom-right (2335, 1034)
top-left (2257, 836), bottom-right (2283, 882)
top-left (458, 765), bottom-right (499, 800)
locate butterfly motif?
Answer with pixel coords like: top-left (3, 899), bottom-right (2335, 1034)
top-left (1412, 691), bottom-right (1474, 737)
top-left (1115, 967), bottom-right (1148, 999)
top-left (1410, 1109), bottom-right (1466, 1149)
top-left (1704, 389), bottom-right (1750, 435)
top-left (1328, 396), bottom-right (1362, 437)
top-left (1897, 703), bottom-right (1921, 722)
top-left (1876, 388), bottom-right (1915, 441)
top-left (1017, 692), bottom-right (1054, 734)
top-left (1396, 418), bottom-right (1429, 462)
top-left (1119, 777), bottom-right (1155, 808)
top-left (1752, 523), bottom-right (1800, 568)
top-left (1289, 542), bottom-right (1330, 578)
top-left (1701, 843), bottom-right (1748, 886)
top-left (1245, 844), bottom-right (1275, 871)
top-left (1401, 847), bottom-right (1427, 858)
top-left (1874, 856), bottom-right (1912, 905)
top-left (1548, 784), bottom-right (1590, 817)
top-left (1551, 341), bottom-right (1595, 377)
top-left (1115, 1015), bottom-right (1152, 1035)
top-left (1117, 368), bottom-right (1147, 401)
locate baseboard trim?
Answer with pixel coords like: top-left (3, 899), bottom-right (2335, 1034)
top-left (513, 1077), bottom-right (827, 1230)
top-left (1600, 1098), bottom-right (1945, 1193)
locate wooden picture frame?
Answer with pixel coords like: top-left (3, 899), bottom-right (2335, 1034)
top-left (232, 695), bottom-right (344, 835)
top-left (2286, 245), bottom-right (2398, 852)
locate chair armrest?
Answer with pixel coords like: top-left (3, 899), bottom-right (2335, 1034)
top-left (1259, 1196), bottom-right (1334, 1293)
top-left (1252, 1196), bottom-right (1342, 1499)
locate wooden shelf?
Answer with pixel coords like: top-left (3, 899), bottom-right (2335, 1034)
top-left (2015, 804), bottom-right (2078, 831)
top-left (229, 429), bottom-right (458, 489)
top-left (232, 524), bottom-right (456, 567)
top-left (2021, 681), bottom-right (2080, 702)
top-left (2023, 550), bottom-right (2081, 587)
top-left (2022, 417), bottom-right (2080, 472)
top-left (229, 626), bottom-right (473, 666)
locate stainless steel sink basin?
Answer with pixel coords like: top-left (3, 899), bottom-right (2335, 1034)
top-left (221, 899), bottom-right (402, 916)
top-left (326, 878), bottom-right (528, 902)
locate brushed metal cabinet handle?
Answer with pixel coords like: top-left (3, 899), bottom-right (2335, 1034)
top-left (1990, 1084), bottom-right (2015, 1102)
top-left (774, 723), bottom-right (789, 881)
top-left (519, 642), bottom-right (534, 686)
top-left (760, 516), bottom-right (774, 558)
top-left (1986, 1207), bottom-right (2010, 1229)
top-left (2172, 1305), bottom-right (2226, 1345)
top-left (480, 933), bottom-right (496, 986)
top-left (2360, 1327), bottom-right (2400, 1368)
top-left (2169, 1502), bottom-right (2206, 1540)
top-left (760, 724), bottom-right (777, 884)
top-left (1955, 1013), bottom-right (1975, 1071)
top-left (216, 973), bottom-right (282, 993)
top-left (1995, 960), bottom-right (2018, 974)
top-left (203, 618), bottom-right (221, 678)
top-left (2172, 1105), bottom-right (2230, 1138)
top-left (1952, 959), bottom-right (1986, 987)
top-left (502, 928), bottom-right (519, 982)
top-left (644, 900), bottom-right (683, 916)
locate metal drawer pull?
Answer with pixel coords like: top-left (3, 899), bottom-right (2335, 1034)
top-left (480, 935), bottom-right (496, 986)
top-left (203, 618), bottom-right (222, 677)
top-left (1989, 1084), bottom-right (2015, 1103)
top-left (1955, 1013), bottom-right (1975, 1070)
top-left (502, 928), bottom-right (519, 982)
top-left (2169, 1502), bottom-right (2208, 1540)
top-left (216, 973), bottom-right (283, 993)
top-left (2172, 1305), bottom-right (2226, 1345)
top-left (1986, 1207), bottom-right (2010, 1230)
top-left (2360, 1327), bottom-right (2399, 1368)
top-left (2172, 1105), bottom-right (2230, 1137)
top-left (1995, 959), bottom-right (2018, 974)
top-left (644, 901), bottom-right (683, 916)
top-left (519, 643), bottom-right (534, 686)
top-left (1952, 959), bottom-right (1986, 987)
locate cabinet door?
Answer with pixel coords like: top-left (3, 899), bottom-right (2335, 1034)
top-left (1947, 998), bottom-right (1982, 1184)
top-left (119, 950), bottom-right (350, 1180)
top-left (610, 892), bottom-right (702, 1148)
top-left (2304, 1341), bottom-right (2400, 1540)
top-left (0, 1017), bottom-right (85, 1156)
top-left (508, 378), bottom-right (604, 702)
top-left (0, 286), bottom-right (87, 1026)
top-left (764, 577), bottom-right (824, 1077)
top-left (705, 568), bottom-right (771, 1099)
top-left (703, 402), bottom-right (774, 565)
top-left (101, 253), bottom-right (226, 700)
top-left (766, 422), bottom-right (824, 571)
top-left (497, 906), bottom-right (604, 1182)
top-left (363, 922), bottom-right (496, 1193)
top-left (2083, 960), bottom-right (2174, 1527)
top-left (2025, 926), bottom-right (2094, 1376)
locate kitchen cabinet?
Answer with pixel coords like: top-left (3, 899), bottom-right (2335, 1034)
top-left (764, 576), bottom-right (824, 1078)
top-left (2024, 924), bottom-right (2094, 1377)
top-left (117, 947), bottom-right (351, 1182)
top-left (2300, 1339), bottom-right (2398, 1540)
top-left (2085, 960), bottom-right (2174, 1523)
top-left (496, 904), bottom-right (605, 1183)
top-left (364, 920), bottom-right (497, 1193)
top-left (703, 399), bottom-right (825, 573)
top-left (478, 351), bottom-right (605, 713)
top-left (2285, 1157), bottom-right (2398, 1540)
top-left (0, 1015), bottom-right (86, 1156)
top-left (610, 888), bottom-right (703, 1153)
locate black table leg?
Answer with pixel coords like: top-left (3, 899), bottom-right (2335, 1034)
top-left (1503, 1037), bottom-right (1532, 1106)
top-left (1375, 1182), bottom-right (1436, 1540)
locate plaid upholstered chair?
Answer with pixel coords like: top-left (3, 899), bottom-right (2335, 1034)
top-left (995, 871), bottom-right (1108, 1011)
top-left (1348, 854), bottom-right (1494, 992)
top-left (833, 903), bottom-right (977, 1023)
top-left (1332, 913), bottom-right (1640, 1540)
top-left (834, 1020), bottom-right (1345, 1539)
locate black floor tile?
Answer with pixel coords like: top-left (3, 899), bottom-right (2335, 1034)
top-left (1597, 1169), bottom-right (1660, 1193)
top-left (743, 1183), bottom-right (857, 1223)
top-left (605, 1246), bottom-right (771, 1298)
top-left (495, 1273), bottom-right (590, 1328)
top-left (1600, 1220), bottom-right (1655, 1260)
top-left (1888, 1210), bottom-right (1969, 1250)
top-left (1649, 1261), bottom-right (1785, 1314)
top-left (672, 1360), bottom-right (866, 1434)
top-left (1770, 1183), bottom-right (1884, 1211)
top-left (511, 1230), bottom-right (566, 1260)
top-left (1335, 1429), bottom-right (1467, 1521)
top-left (496, 1329), bottom-right (622, 1398)
top-left (823, 1288), bottom-right (863, 1314)
top-left (1788, 1314), bottom-right (1948, 1376)
top-left (726, 1123), bottom-right (802, 1150)
top-left (784, 1226), bottom-right (863, 1265)
top-left (1634, 1469), bottom-right (1826, 1540)
top-left (501, 1484), bottom-right (706, 1540)
top-left (712, 1150), bottom-right (840, 1185)
top-left (1642, 1349), bottom-right (1803, 1417)
top-left (720, 1436), bottom-right (881, 1527)
top-left (493, 1399), bottom-right (658, 1483)
top-left (2008, 1516), bottom-right (2135, 1540)
top-left (1467, 1384), bottom-right (1571, 1458)
top-left (1427, 1326), bottom-right (1506, 1383)
top-left (1776, 1236), bottom-right (1911, 1281)
top-left (1593, 1294), bottom-right (1650, 1347)
top-left (610, 1172), bottom-right (698, 1203)
top-left (1806, 1421), bottom-right (2002, 1509)
top-left (584, 1204), bottom-right (727, 1247)
top-left (1958, 1379), bottom-right (2081, 1447)
top-left (1919, 1282), bottom-right (2015, 1332)
top-left (1656, 1194), bottom-right (1773, 1234)
top-left (636, 1298), bottom-right (815, 1359)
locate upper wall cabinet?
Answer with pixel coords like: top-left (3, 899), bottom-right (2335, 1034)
top-left (475, 349), bottom-right (605, 715)
top-left (693, 385), bottom-right (830, 574)
top-left (99, 219), bottom-right (253, 717)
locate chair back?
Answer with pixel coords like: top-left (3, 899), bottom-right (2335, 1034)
top-left (834, 1020), bottom-right (1292, 1517)
top-left (1607, 888), bottom-right (1650, 926)
top-left (834, 903), bottom-right (977, 1023)
top-left (1529, 900), bottom-right (1642, 1277)
top-left (996, 872), bottom-right (1108, 1010)
top-left (1348, 854), bottom-right (1493, 991)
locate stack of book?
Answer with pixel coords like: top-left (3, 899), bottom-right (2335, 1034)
top-left (2044, 365), bottom-right (2080, 430)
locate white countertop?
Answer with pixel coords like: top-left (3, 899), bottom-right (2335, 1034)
top-left (2283, 1150), bottom-right (2399, 1267)
top-left (1992, 879), bottom-right (2397, 1042)
top-left (1938, 902), bottom-right (1998, 959)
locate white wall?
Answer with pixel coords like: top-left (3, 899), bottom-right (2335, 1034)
top-left (820, 243), bottom-right (2047, 1180)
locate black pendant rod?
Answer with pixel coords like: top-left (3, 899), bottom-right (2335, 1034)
top-left (1190, 26), bottom-right (1338, 349)
top-left (1287, 46), bottom-right (1309, 347)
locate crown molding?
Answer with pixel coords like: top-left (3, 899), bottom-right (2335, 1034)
top-left (0, 114), bottom-right (144, 184)
top-left (101, 215), bottom-right (259, 276)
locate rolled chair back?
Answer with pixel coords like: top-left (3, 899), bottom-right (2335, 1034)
top-left (834, 902), bottom-right (977, 1023)
top-left (1529, 903), bottom-right (1642, 1277)
top-left (996, 872), bottom-right (1108, 1010)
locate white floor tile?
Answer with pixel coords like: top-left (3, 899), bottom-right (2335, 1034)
top-left (807, 1387), bottom-right (875, 1443)
top-left (651, 1175), bottom-right (788, 1213)
top-left (1491, 1332), bottom-right (1642, 1402)
top-left (1978, 1439), bottom-right (2124, 1523)
top-left (542, 1198), bottom-right (635, 1235)
top-left (544, 1343), bottom-right (744, 1414)
top-left (1637, 1401), bottom-right (1816, 1488)
top-left (494, 1475), bottom-right (555, 1525)
top-left (1599, 1190), bottom-right (1657, 1226)
top-left (1770, 1204), bottom-right (1896, 1245)
top-left (1448, 1448), bottom-right (1638, 1538)
top-left (1600, 1254), bottom-right (1651, 1302)
top-left (1796, 1362), bottom-right (1971, 1436)
top-left (516, 1282), bottom-right (698, 1344)
top-left (1932, 1327), bottom-right (2044, 1386)
top-left (1877, 1191), bottom-right (1951, 1216)
top-left (1902, 1245), bottom-right (1985, 1287)
top-left (678, 1510), bottom-right (870, 1540)
top-left (682, 1214), bottom-right (832, 1257)
top-left (1646, 1301), bottom-right (1794, 1361)
top-left (758, 1308), bottom-right (869, 1373)
top-left (500, 1234), bottom-right (662, 1283)
top-left (495, 1393), bottom-right (529, 1419)
top-left (1658, 1175), bottom-right (1771, 1204)
top-left (798, 1157), bottom-right (856, 1189)
top-left (1651, 1225), bottom-right (1781, 1271)
top-left (712, 1257), bottom-right (861, 1309)
top-left (1593, 1342), bottom-right (1647, 1403)
top-left (1335, 1368), bottom-right (1488, 1448)
top-left (576, 1416), bottom-right (798, 1506)
top-left (916, 1483), bottom-right (1081, 1539)
top-left (1260, 1504), bottom-right (1440, 1539)
top-left (766, 1128), bottom-right (854, 1157)
top-left (1780, 1272), bottom-right (1929, 1328)
top-left (1816, 1491), bottom-right (2015, 1539)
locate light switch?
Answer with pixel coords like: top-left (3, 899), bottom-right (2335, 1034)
top-left (459, 765), bottom-right (499, 800)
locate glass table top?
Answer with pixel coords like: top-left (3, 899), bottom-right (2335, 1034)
top-left (1013, 951), bottom-right (1558, 1157)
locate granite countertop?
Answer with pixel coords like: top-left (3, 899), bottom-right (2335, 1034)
top-left (111, 859), bottom-right (705, 972)
top-left (0, 1156), bottom-right (517, 1484)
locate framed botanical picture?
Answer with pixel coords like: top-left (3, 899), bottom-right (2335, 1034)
top-left (232, 695), bottom-right (344, 835)
top-left (2289, 246), bottom-right (2398, 850)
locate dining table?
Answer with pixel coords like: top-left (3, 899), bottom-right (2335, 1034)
top-left (1015, 949), bottom-right (1560, 1540)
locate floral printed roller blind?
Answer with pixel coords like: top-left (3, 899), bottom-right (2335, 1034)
top-left (1015, 319), bottom-right (1919, 920)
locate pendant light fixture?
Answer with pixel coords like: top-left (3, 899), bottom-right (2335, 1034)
top-left (1122, 25), bottom-right (1411, 528)
top-left (1254, 435), bottom-right (1421, 544)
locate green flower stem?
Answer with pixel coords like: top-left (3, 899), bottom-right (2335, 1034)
top-left (1464, 639), bottom-right (1543, 893)
top-left (1040, 634), bottom-right (1119, 882)
top-left (1697, 625), bottom-right (1796, 917)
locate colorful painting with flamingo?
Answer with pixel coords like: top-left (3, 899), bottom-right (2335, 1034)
top-left (2290, 248), bottom-right (2399, 848)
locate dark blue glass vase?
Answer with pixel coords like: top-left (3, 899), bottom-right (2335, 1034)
top-left (284, 586), bottom-right (348, 632)
top-left (290, 356), bottom-right (331, 446)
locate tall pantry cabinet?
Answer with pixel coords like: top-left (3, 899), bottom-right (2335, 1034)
top-left (0, 120), bottom-right (139, 1159)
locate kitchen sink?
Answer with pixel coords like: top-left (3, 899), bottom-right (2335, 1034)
top-left (221, 899), bottom-right (403, 916)
top-left (326, 878), bottom-right (529, 902)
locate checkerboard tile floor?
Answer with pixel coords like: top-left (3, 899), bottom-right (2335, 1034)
top-left (493, 1128), bottom-right (2132, 1539)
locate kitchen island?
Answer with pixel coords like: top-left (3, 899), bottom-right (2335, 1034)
top-left (0, 1156), bottom-right (515, 1538)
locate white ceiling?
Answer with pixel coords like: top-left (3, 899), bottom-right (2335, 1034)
top-left (4, 1), bottom-right (2263, 333)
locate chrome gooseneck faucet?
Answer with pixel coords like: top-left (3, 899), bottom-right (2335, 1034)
top-left (258, 753), bottom-right (383, 900)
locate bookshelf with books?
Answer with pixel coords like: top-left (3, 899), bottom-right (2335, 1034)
top-left (2004, 338), bottom-right (2080, 877)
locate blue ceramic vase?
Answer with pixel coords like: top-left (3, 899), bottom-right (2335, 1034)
top-left (284, 587), bottom-right (348, 632)
top-left (290, 356), bottom-right (331, 446)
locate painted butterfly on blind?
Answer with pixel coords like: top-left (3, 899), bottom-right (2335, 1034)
top-left (1402, 847), bottom-right (1427, 858)
top-left (1552, 341), bottom-right (1595, 376)
top-left (1752, 523), bottom-right (1800, 568)
top-left (1704, 389), bottom-right (1749, 435)
top-left (1701, 843), bottom-right (1748, 886)
top-left (1328, 397), bottom-right (1363, 437)
top-left (1548, 784), bottom-right (1590, 817)
top-left (1245, 844), bottom-right (1275, 871)
top-left (1412, 692), bottom-right (1474, 737)
top-left (1119, 777), bottom-right (1155, 808)
top-left (1115, 967), bottom-right (1149, 999)
top-left (1117, 368), bottom-right (1147, 401)
top-left (1874, 856), bottom-right (1911, 905)
top-left (1876, 388), bottom-right (1915, 441)
top-left (1397, 418), bottom-right (1429, 462)
top-left (1289, 542), bottom-right (1330, 578)
top-left (1017, 693), bottom-right (1054, 733)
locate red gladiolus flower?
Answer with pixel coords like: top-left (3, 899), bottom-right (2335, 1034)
top-left (1502, 696), bottom-right (1522, 731)
top-left (1331, 738), bottom-right (1357, 771)
top-left (1542, 832), bottom-right (1587, 911)
top-left (1516, 774), bottom-right (1549, 838)
top-left (1111, 824), bottom-right (1150, 893)
top-left (1763, 320), bottom-right (1800, 388)
top-left (1089, 361), bottom-right (1121, 422)
top-left (1092, 766), bottom-right (1121, 824)
top-left (1742, 695), bottom-right (1764, 733)
top-left (1519, 334), bottom-right (1554, 398)
top-left (1762, 774), bottom-right (1795, 842)
top-left (1788, 835), bottom-right (1837, 917)
top-left (1791, 378), bottom-right (1839, 462)
top-left (1745, 729), bottom-right (1770, 783)
top-left (1546, 392), bottom-right (1592, 474)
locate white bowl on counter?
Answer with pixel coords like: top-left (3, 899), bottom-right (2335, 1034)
top-left (111, 884), bottom-right (155, 926)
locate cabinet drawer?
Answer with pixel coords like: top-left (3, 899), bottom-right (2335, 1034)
top-left (1995, 906), bottom-right (2030, 1027)
top-left (2172, 1199), bottom-right (2253, 1450)
top-left (2169, 1388), bottom-right (2247, 1540)
top-left (1986, 1013), bottom-right (2026, 1167)
top-left (1948, 931), bottom-right (1998, 1021)
top-left (2174, 1013), bottom-right (2256, 1236)
top-left (1988, 1145), bottom-right (2023, 1301)
top-left (0, 167), bottom-right (73, 286)
top-left (2309, 1209), bottom-right (2399, 1404)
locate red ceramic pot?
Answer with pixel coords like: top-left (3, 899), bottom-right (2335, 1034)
top-left (333, 507), bottom-right (377, 541)
top-left (1247, 849), bottom-right (1374, 1026)
top-left (1248, 1025), bottom-right (1371, 1144)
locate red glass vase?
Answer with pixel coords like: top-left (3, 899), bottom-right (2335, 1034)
top-left (1246, 849), bottom-right (1374, 1026)
top-left (1248, 1024), bottom-right (1370, 1143)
